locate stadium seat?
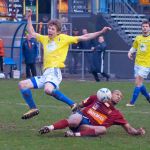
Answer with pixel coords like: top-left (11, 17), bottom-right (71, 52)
top-left (4, 57), bottom-right (16, 78)
top-left (4, 57), bottom-right (16, 65)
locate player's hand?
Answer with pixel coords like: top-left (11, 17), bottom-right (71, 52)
top-left (138, 128), bottom-right (145, 135)
top-left (128, 52), bottom-right (133, 60)
top-left (26, 9), bottom-right (32, 18)
top-left (101, 27), bottom-right (112, 33)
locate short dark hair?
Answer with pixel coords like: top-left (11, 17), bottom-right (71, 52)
top-left (142, 20), bottom-right (150, 26)
top-left (47, 19), bottom-right (61, 32)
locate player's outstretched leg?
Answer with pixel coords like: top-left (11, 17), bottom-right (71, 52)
top-left (20, 88), bottom-right (39, 119)
top-left (140, 85), bottom-right (150, 103)
top-left (51, 89), bottom-right (77, 112)
top-left (126, 86), bottom-right (140, 106)
top-left (39, 119), bottom-right (69, 135)
top-left (19, 80), bottom-right (39, 119)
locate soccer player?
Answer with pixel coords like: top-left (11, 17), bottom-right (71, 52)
top-left (19, 9), bottom-right (111, 119)
top-left (39, 90), bottom-right (145, 137)
top-left (126, 20), bottom-right (150, 106)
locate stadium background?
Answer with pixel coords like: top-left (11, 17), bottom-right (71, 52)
top-left (0, 0), bottom-right (150, 79)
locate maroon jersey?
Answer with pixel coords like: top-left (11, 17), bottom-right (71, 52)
top-left (81, 95), bottom-right (128, 128)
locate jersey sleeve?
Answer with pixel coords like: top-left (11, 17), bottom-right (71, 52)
top-left (113, 111), bottom-right (128, 125)
top-left (36, 34), bottom-right (46, 43)
top-left (132, 36), bottom-right (138, 49)
top-left (82, 95), bottom-right (96, 107)
top-left (62, 34), bottom-right (78, 44)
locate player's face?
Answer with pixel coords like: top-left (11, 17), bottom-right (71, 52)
top-left (111, 91), bottom-right (123, 104)
top-left (142, 23), bottom-right (150, 35)
top-left (48, 25), bottom-right (59, 39)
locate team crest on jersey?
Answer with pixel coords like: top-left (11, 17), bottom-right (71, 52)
top-left (92, 103), bottom-right (99, 110)
top-left (140, 43), bottom-right (146, 51)
top-left (47, 41), bottom-right (57, 52)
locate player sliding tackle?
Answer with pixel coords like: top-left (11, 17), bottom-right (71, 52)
top-left (18, 9), bottom-right (112, 119)
top-left (39, 89), bottom-right (145, 137)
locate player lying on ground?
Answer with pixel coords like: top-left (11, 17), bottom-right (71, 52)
top-left (39, 89), bottom-right (145, 137)
top-left (18, 9), bottom-right (111, 120)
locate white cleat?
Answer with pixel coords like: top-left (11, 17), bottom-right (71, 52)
top-left (126, 103), bottom-right (135, 107)
top-left (64, 130), bottom-right (75, 137)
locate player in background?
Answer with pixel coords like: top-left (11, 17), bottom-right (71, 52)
top-left (39, 90), bottom-right (145, 137)
top-left (126, 21), bottom-right (150, 106)
top-left (19, 9), bottom-right (111, 119)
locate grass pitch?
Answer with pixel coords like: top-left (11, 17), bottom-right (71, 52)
top-left (0, 79), bottom-right (150, 150)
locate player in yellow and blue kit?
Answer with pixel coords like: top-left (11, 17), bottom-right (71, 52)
top-left (19, 9), bottom-right (111, 119)
top-left (126, 20), bottom-right (150, 106)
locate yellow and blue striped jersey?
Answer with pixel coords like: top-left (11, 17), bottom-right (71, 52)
top-left (133, 35), bottom-right (150, 67)
top-left (36, 34), bottom-right (78, 69)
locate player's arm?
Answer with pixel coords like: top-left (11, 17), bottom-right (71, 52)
top-left (77, 96), bottom-right (95, 109)
top-left (122, 123), bottom-right (145, 136)
top-left (78, 27), bottom-right (111, 42)
top-left (128, 47), bottom-right (136, 60)
top-left (27, 9), bottom-right (40, 38)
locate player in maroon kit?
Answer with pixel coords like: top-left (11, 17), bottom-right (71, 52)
top-left (39, 90), bottom-right (145, 137)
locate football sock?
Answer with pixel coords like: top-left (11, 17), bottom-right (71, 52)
top-left (53, 119), bottom-right (69, 130)
top-left (76, 129), bottom-right (96, 136)
top-left (130, 86), bottom-right (141, 104)
top-left (20, 88), bottom-right (36, 109)
top-left (140, 85), bottom-right (150, 101)
top-left (52, 89), bottom-right (75, 106)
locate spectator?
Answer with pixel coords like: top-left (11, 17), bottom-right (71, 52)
top-left (68, 28), bottom-right (81, 74)
top-left (91, 36), bottom-right (109, 82)
top-left (0, 38), bottom-right (5, 73)
top-left (22, 33), bottom-right (38, 78)
top-left (80, 28), bottom-right (95, 74)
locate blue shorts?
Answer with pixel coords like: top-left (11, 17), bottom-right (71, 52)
top-left (70, 111), bottom-right (91, 132)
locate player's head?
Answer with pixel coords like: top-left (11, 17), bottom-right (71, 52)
top-left (111, 90), bottom-right (123, 105)
top-left (141, 20), bottom-right (150, 35)
top-left (47, 19), bottom-right (61, 38)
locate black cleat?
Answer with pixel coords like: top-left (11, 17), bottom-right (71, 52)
top-left (21, 109), bottom-right (39, 120)
top-left (71, 103), bottom-right (78, 112)
top-left (39, 126), bottom-right (50, 135)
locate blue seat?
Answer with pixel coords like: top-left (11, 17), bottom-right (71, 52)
top-left (4, 57), bottom-right (16, 78)
top-left (4, 57), bottom-right (16, 65)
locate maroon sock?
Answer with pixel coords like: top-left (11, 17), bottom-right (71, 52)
top-left (80, 129), bottom-right (96, 136)
top-left (53, 119), bottom-right (69, 130)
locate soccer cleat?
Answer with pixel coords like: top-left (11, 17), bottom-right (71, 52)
top-left (39, 126), bottom-right (50, 135)
top-left (71, 103), bottom-right (78, 112)
top-left (64, 130), bottom-right (75, 137)
top-left (126, 103), bottom-right (135, 107)
top-left (146, 93), bottom-right (150, 103)
top-left (21, 108), bottom-right (39, 119)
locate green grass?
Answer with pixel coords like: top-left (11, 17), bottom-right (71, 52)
top-left (0, 79), bottom-right (150, 150)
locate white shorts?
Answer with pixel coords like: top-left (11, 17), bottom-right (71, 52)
top-left (134, 65), bottom-right (150, 78)
top-left (31, 68), bottom-right (62, 89)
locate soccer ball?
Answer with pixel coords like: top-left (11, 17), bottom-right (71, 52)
top-left (0, 73), bottom-right (5, 79)
top-left (97, 88), bottom-right (112, 102)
